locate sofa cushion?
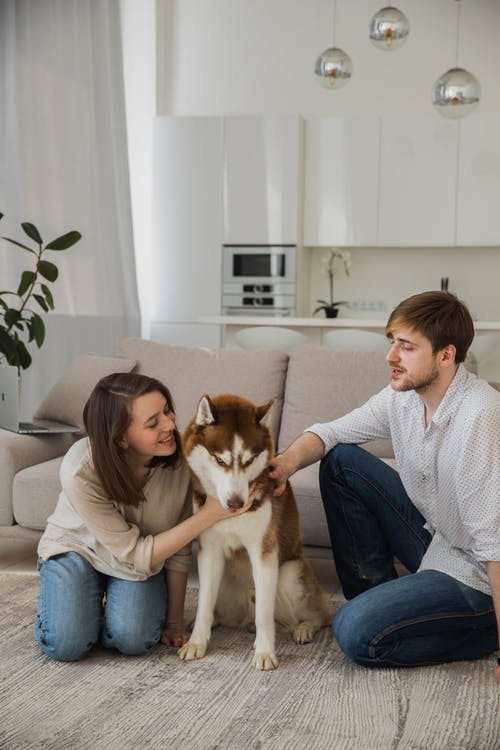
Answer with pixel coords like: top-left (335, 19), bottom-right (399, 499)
top-left (119, 338), bottom-right (289, 438)
top-left (13, 456), bottom-right (64, 530)
top-left (278, 347), bottom-right (394, 458)
top-left (33, 354), bottom-right (137, 431)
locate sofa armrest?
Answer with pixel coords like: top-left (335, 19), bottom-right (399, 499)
top-left (0, 430), bottom-right (77, 526)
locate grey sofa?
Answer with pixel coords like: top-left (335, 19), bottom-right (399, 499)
top-left (0, 338), bottom-right (479, 556)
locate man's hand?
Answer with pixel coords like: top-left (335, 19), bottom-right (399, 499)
top-left (268, 433), bottom-right (326, 497)
top-left (268, 453), bottom-right (292, 496)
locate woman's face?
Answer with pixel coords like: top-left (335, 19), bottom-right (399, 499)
top-left (120, 390), bottom-right (177, 464)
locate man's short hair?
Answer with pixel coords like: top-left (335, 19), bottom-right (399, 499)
top-left (385, 291), bottom-right (474, 363)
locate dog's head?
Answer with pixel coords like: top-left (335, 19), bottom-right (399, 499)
top-left (182, 393), bottom-right (274, 512)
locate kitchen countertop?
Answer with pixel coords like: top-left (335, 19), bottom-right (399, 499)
top-left (199, 316), bottom-right (500, 332)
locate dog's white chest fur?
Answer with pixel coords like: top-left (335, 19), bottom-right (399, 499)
top-left (199, 501), bottom-right (272, 558)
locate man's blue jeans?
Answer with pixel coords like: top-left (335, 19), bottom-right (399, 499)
top-left (34, 552), bottom-right (167, 661)
top-left (319, 444), bottom-right (498, 667)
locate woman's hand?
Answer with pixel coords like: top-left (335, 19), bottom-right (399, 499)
top-left (495, 660), bottom-right (500, 685)
top-left (201, 483), bottom-right (260, 523)
top-left (161, 621), bottom-right (190, 648)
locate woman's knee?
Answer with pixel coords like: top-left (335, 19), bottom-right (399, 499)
top-left (103, 573), bottom-right (166, 655)
top-left (34, 615), bottom-right (98, 662)
top-left (102, 618), bottom-right (162, 655)
top-left (35, 552), bottom-right (104, 661)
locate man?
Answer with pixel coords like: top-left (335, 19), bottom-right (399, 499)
top-left (269, 291), bottom-right (500, 683)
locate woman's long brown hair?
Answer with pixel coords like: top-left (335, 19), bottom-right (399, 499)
top-left (82, 372), bottom-right (182, 507)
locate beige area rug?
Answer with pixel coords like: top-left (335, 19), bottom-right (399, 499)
top-left (1, 573), bottom-right (500, 750)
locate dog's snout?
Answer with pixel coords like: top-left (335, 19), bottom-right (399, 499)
top-left (227, 494), bottom-right (244, 511)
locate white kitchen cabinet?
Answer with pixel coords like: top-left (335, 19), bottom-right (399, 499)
top-left (303, 117), bottom-right (380, 247)
top-left (378, 116), bottom-right (458, 246)
top-left (223, 115), bottom-right (302, 245)
top-left (456, 114), bottom-right (500, 246)
top-left (152, 116), bottom-right (223, 346)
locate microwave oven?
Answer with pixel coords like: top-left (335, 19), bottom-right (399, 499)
top-left (222, 245), bottom-right (296, 316)
top-left (222, 245), bottom-right (296, 285)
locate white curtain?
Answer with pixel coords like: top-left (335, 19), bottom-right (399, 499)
top-left (0, 0), bottom-right (140, 418)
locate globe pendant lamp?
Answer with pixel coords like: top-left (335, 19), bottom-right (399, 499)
top-left (432, 0), bottom-right (480, 119)
top-left (314, 0), bottom-right (352, 89)
top-left (369, 5), bottom-right (409, 51)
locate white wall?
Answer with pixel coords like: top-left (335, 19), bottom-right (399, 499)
top-left (159, 0), bottom-right (500, 117)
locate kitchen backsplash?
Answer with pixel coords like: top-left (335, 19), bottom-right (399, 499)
top-left (306, 245), bottom-right (500, 323)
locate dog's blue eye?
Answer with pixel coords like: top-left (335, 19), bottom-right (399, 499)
top-left (215, 456), bottom-right (226, 466)
top-left (244, 456), bottom-right (254, 466)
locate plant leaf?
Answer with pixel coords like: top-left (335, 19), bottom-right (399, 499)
top-left (4, 308), bottom-right (22, 326)
top-left (33, 294), bottom-right (49, 312)
top-left (1, 236), bottom-right (37, 255)
top-left (41, 283), bottom-right (55, 310)
top-left (45, 230), bottom-right (81, 250)
top-left (14, 338), bottom-right (32, 369)
top-left (37, 260), bottom-right (58, 282)
top-left (22, 222), bottom-right (43, 245)
top-left (28, 314), bottom-right (45, 347)
top-left (17, 270), bottom-right (37, 296)
top-left (0, 327), bottom-right (20, 363)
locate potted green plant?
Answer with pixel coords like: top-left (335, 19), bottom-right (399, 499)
top-left (313, 248), bottom-right (351, 318)
top-left (0, 213), bottom-right (82, 369)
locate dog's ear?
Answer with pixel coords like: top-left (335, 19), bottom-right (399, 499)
top-left (256, 399), bottom-right (274, 429)
top-left (195, 394), bottom-right (216, 426)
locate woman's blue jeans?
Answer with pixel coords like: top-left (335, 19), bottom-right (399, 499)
top-left (319, 444), bottom-right (498, 667)
top-left (34, 552), bottom-right (167, 662)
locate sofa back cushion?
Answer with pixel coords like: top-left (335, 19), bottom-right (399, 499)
top-left (119, 338), bottom-right (289, 439)
top-left (33, 354), bottom-right (137, 432)
top-left (278, 346), bottom-right (394, 458)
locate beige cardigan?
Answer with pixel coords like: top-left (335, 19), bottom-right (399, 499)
top-left (38, 438), bottom-right (192, 580)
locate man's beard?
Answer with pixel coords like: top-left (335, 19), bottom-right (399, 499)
top-left (390, 365), bottom-right (439, 393)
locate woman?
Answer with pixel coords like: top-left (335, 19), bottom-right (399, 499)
top-left (34, 372), bottom-right (251, 662)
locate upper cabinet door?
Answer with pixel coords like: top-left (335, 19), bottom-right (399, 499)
top-left (152, 117), bottom-right (224, 322)
top-left (303, 117), bottom-right (380, 247)
top-left (378, 116), bottom-right (458, 246)
top-left (457, 114), bottom-right (500, 246)
top-left (223, 115), bottom-right (302, 245)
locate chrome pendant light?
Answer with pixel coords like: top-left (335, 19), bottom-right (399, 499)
top-left (432, 0), bottom-right (480, 119)
top-left (369, 5), bottom-right (409, 51)
top-left (314, 0), bottom-right (352, 89)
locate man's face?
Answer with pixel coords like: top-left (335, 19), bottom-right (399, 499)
top-left (385, 327), bottom-right (440, 393)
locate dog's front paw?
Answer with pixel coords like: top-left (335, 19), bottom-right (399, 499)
top-left (252, 651), bottom-right (278, 671)
top-left (293, 621), bottom-right (316, 644)
top-left (178, 640), bottom-right (207, 661)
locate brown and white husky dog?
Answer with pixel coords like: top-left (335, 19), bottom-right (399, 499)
top-left (178, 393), bottom-right (333, 671)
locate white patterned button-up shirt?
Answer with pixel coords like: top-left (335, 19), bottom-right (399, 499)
top-left (307, 364), bottom-right (500, 594)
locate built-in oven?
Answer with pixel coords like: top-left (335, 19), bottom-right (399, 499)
top-left (222, 245), bottom-right (296, 316)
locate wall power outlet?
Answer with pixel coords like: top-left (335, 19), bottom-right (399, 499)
top-left (349, 299), bottom-right (386, 311)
